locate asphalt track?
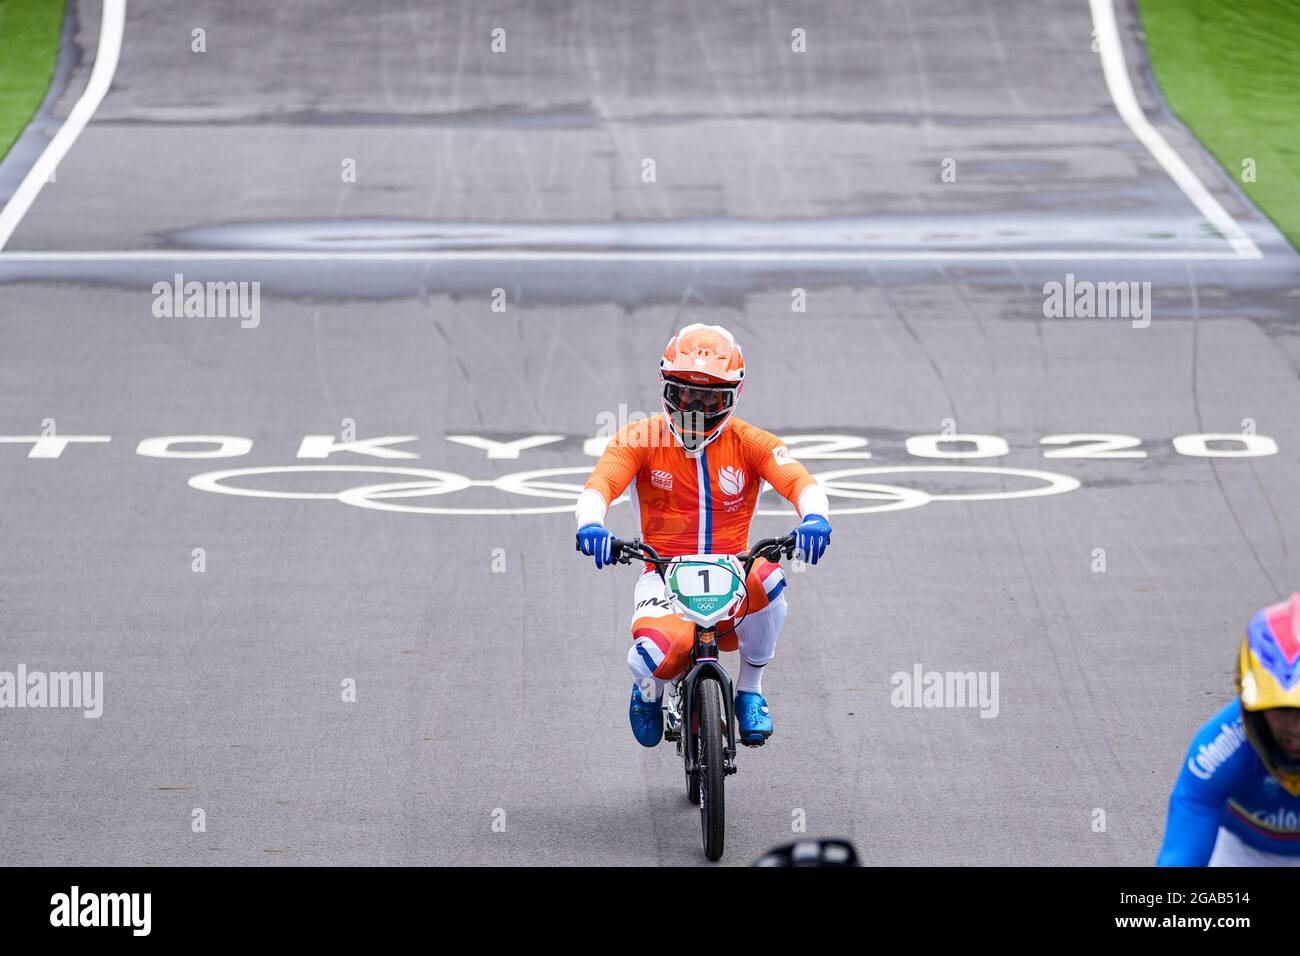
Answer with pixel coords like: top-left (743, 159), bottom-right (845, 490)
top-left (0, 0), bottom-right (1298, 866)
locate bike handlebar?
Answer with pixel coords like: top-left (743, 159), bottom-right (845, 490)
top-left (611, 533), bottom-right (798, 577)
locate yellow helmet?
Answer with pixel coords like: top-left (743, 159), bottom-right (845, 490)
top-left (1237, 594), bottom-right (1300, 795)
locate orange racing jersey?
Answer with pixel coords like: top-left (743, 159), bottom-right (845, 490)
top-left (584, 414), bottom-right (818, 557)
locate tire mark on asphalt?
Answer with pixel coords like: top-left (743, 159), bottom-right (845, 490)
top-left (579, 0), bottom-right (667, 221)
top-left (980, 0), bottom-right (1028, 114)
top-left (938, 265), bottom-right (1004, 430)
top-left (309, 306), bottom-right (339, 420)
top-left (1005, 261), bottom-right (1051, 435)
top-left (897, 0), bottom-right (934, 118)
top-left (426, 1), bottom-right (468, 221)
top-left (1004, 496), bottom-right (1126, 786)
top-left (1185, 261), bottom-right (1283, 598)
top-left (868, 264), bottom-right (958, 420)
top-left (460, 307), bottom-right (546, 422)
top-left (432, 316), bottom-right (485, 429)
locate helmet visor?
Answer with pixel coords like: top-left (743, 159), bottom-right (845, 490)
top-left (663, 380), bottom-right (736, 449)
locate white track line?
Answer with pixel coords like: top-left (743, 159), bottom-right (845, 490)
top-left (1089, 0), bottom-right (1260, 259)
top-left (0, 249), bottom-right (1257, 262)
top-left (0, 0), bottom-right (126, 251)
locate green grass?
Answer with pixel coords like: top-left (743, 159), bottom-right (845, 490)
top-left (1138, 0), bottom-right (1300, 251)
top-left (0, 0), bottom-right (65, 161)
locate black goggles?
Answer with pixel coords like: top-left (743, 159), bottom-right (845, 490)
top-left (663, 380), bottom-right (736, 417)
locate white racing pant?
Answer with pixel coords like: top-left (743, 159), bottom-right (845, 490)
top-left (1208, 827), bottom-right (1300, 867)
top-left (626, 567), bottom-right (788, 697)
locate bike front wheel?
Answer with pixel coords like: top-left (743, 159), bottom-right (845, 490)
top-left (696, 678), bottom-right (726, 861)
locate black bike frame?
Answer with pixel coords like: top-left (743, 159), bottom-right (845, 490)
top-left (679, 630), bottom-right (738, 777)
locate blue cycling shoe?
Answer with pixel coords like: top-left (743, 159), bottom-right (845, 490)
top-left (629, 682), bottom-right (663, 748)
top-left (735, 691), bottom-right (773, 746)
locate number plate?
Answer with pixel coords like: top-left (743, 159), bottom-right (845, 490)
top-left (666, 554), bottom-right (746, 627)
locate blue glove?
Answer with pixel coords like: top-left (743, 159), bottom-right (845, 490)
top-left (795, 514), bottom-right (831, 565)
top-left (576, 523), bottom-right (614, 569)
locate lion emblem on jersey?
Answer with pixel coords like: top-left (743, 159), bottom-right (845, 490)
top-left (717, 465), bottom-right (746, 496)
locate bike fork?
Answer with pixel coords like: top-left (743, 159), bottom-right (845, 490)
top-left (681, 664), bottom-right (739, 776)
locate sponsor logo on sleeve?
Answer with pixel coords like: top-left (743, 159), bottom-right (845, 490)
top-left (772, 445), bottom-right (795, 466)
top-left (1187, 719), bottom-right (1247, 781)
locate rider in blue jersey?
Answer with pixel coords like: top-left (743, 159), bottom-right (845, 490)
top-left (1157, 594), bottom-right (1300, 866)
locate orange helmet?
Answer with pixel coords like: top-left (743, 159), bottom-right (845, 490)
top-left (659, 324), bottom-right (745, 455)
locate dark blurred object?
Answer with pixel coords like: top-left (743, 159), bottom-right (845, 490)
top-left (752, 838), bottom-right (861, 867)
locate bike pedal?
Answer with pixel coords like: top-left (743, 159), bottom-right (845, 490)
top-left (740, 737), bottom-right (767, 748)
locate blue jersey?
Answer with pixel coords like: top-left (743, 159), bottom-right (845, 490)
top-left (1157, 699), bottom-right (1300, 865)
